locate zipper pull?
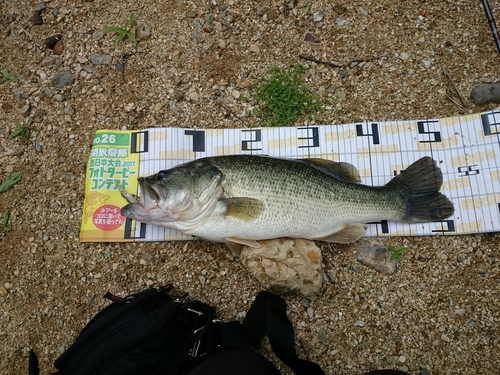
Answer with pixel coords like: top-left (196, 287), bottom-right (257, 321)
top-left (103, 292), bottom-right (132, 304)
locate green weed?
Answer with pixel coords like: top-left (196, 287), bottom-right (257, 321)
top-left (1, 69), bottom-right (18, 84)
top-left (253, 64), bottom-right (327, 127)
top-left (104, 13), bottom-right (137, 44)
top-left (388, 245), bottom-right (408, 261)
top-left (8, 118), bottom-right (33, 144)
top-left (1, 211), bottom-right (11, 232)
top-left (0, 172), bottom-right (23, 193)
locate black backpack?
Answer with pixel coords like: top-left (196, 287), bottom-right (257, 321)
top-left (29, 285), bottom-right (325, 375)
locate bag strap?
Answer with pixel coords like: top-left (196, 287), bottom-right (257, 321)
top-left (243, 291), bottom-right (325, 375)
top-left (29, 349), bottom-right (40, 375)
top-left (213, 291), bottom-right (325, 375)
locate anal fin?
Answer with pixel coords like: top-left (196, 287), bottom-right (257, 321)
top-left (224, 237), bottom-right (261, 257)
top-left (318, 224), bottom-right (367, 243)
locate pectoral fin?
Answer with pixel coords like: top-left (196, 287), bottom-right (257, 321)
top-left (319, 224), bottom-right (367, 243)
top-left (221, 197), bottom-right (264, 221)
top-left (224, 237), bottom-right (261, 257)
top-left (302, 158), bottom-right (361, 183)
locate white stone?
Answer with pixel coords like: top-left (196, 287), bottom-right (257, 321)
top-left (240, 238), bottom-right (323, 297)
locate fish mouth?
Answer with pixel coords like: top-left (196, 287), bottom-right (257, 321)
top-left (120, 178), bottom-right (171, 223)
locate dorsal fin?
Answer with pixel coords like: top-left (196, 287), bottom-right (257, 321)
top-left (302, 158), bottom-right (361, 183)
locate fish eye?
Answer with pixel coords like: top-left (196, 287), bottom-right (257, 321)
top-left (157, 170), bottom-right (168, 180)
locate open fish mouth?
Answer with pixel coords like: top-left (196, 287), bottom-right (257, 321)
top-left (120, 178), bottom-right (171, 223)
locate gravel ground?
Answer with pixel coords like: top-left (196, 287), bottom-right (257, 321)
top-left (1, 1), bottom-right (500, 374)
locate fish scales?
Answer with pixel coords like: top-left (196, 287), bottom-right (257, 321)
top-left (121, 155), bottom-right (454, 252)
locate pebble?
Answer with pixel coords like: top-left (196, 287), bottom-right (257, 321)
top-left (53, 94), bottom-right (65, 102)
top-left (455, 308), bottom-right (466, 316)
top-left (13, 88), bottom-right (29, 99)
top-left (422, 59), bottom-right (431, 68)
top-left (90, 53), bottom-right (112, 65)
top-left (193, 32), bottom-right (204, 43)
top-left (358, 7), bottom-right (369, 16)
top-left (218, 39), bottom-right (226, 49)
top-left (44, 34), bottom-right (62, 49)
top-left (311, 11), bottom-right (324, 23)
top-left (335, 18), bottom-right (349, 26)
top-left (231, 89), bottom-right (241, 99)
top-left (20, 104), bottom-right (30, 116)
top-left (37, 2), bottom-right (47, 11)
top-left (249, 44), bottom-right (260, 53)
top-left (82, 64), bottom-right (95, 73)
top-left (399, 52), bottom-right (410, 60)
top-left (399, 355), bottom-right (406, 363)
top-left (356, 238), bottom-right (398, 274)
top-left (93, 30), bottom-right (105, 41)
top-left (44, 87), bottom-right (54, 98)
top-left (135, 22), bottom-right (151, 40)
top-left (52, 70), bottom-right (74, 87)
top-left (470, 83), bottom-right (500, 105)
top-left (307, 307), bottom-right (314, 318)
top-left (354, 320), bottom-right (365, 327)
top-left (31, 10), bottom-right (43, 25)
top-left (188, 92), bottom-right (200, 101)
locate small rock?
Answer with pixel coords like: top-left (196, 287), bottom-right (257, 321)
top-left (240, 238), bottom-right (323, 297)
top-left (40, 56), bottom-right (55, 67)
top-left (90, 53), bottom-right (112, 65)
top-left (333, 4), bottom-right (347, 14)
top-left (193, 32), bottom-right (204, 43)
top-left (37, 2), bottom-right (47, 11)
top-left (52, 94), bottom-right (65, 102)
top-left (232, 89), bottom-right (240, 99)
top-left (399, 356), bottom-right (406, 363)
top-left (52, 70), bottom-right (74, 87)
top-left (2, 103), bottom-right (13, 111)
top-left (455, 308), bottom-right (466, 316)
top-left (186, 10), bottom-right (197, 18)
top-left (63, 106), bottom-right (75, 115)
top-left (356, 238), bottom-right (398, 274)
top-left (93, 30), bottom-right (105, 41)
top-left (422, 59), bottom-right (431, 68)
top-left (470, 83), bottom-right (500, 105)
top-left (188, 92), bottom-right (200, 101)
top-left (13, 88), bottom-right (29, 99)
top-left (399, 52), bottom-right (410, 60)
top-left (20, 104), bottom-right (31, 116)
top-left (82, 64), bottom-right (96, 73)
top-left (35, 141), bottom-right (44, 152)
top-left (358, 7), bottom-right (369, 16)
top-left (311, 10), bottom-right (324, 23)
top-left (335, 18), bottom-right (350, 27)
top-left (256, 6), bottom-right (267, 16)
top-left (354, 320), bottom-right (365, 327)
top-left (53, 40), bottom-right (64, 55)
top-left (304, 33), bottom-right (317, 43)
top-left (44, 87), bottom-right (54, 98)
top-left (64, 172), bottom-right (75, 182)
top-left (31, 10), bottom-right (43, 25)
top-left (44, 34), bottom-right (63, 49)
top-left (307, 307), bottom-right (314, 318)
top-left (249, 44), bottom-right (260, 53)
top-left (217, 39), bottom-right (226, 49)
top-left (135, 22), bottom-right (151, 40)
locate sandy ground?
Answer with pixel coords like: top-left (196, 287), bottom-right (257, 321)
top-left (1, 1), bottom-right (500, 374)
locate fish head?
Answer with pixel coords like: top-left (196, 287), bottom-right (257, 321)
top-left (121, 163), bottom-right (223, 227)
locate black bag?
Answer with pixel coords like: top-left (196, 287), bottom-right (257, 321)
top-left (29, 285), bottom-right (325, 375)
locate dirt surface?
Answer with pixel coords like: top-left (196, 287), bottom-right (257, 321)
top-left (1, 1), bottom-right (500, 374)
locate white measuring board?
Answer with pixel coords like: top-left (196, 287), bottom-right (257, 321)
top-left (80, 109), bottom-right (500, 242)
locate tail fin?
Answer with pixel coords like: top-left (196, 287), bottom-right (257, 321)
top-left (386, 157), bottom-right (454, 222)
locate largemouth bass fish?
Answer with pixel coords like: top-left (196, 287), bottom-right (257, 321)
top-left (121, 155), bottom-right (454, 255)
